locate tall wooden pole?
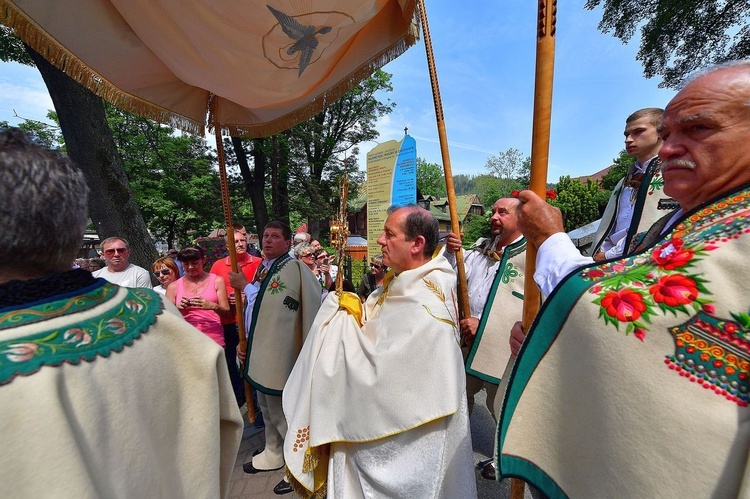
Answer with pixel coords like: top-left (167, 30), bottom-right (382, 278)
top-left (416, 0), bottom-right (471, 329)
top-left (212, 96), bottom-right (256, 423)
top-left (512, 1), bottom-right (557, 498)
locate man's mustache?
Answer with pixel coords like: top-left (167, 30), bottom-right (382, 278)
top-left (661, 159), bottom-right (697, 171)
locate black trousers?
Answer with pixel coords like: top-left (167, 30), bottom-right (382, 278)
top-left (223, 323), bottom-right (246, 407)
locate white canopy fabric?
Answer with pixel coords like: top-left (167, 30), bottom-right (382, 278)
top-left (2, 0), bottom-right (418, 137)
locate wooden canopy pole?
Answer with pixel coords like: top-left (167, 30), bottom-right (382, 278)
top-left (416, 0), bottom-right (471, 330)
top-left (211, 96), bottom-right (256, 423)
top-left (512, 1), bottom-right (557, 498)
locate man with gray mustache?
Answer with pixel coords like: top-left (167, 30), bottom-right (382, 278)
top-left (500, 61), bottom-right (750, 497)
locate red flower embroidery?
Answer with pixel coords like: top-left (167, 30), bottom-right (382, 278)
top-left (634, 328), bottom-right (646, 342)
top-left (702, 303), bottom-right (716, 314)
top-left (601, 289), bottom-right (647, 322)
top-left (587, 269), bottom-right (604, 279)
top-left (649, 274), bottom-right (698, 307)
top-left (652, 238), bottom-right (695, 270)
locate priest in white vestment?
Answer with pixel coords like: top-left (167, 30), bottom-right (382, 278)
top-left (283, 205), bottom-right (477, 498)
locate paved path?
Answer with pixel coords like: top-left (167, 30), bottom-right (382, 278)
top-left (228, 390), bottom-right (531, 498)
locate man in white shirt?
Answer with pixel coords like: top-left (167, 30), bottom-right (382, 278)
top-left (444, 197), bottom-right (529, 480)
top-left (588, 108), bottom-right (671, 261)
top-left (93, 237), bottom-right (153, 288)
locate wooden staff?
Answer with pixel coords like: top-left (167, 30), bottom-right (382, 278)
top-left (512, 1), bottom-right (557, 498)
top-left (416, 0), bottom-right (471, 331)
top-left (211, 96), bottom-right (256, 423)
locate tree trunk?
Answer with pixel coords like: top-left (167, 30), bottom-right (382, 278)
top-left (27, 45), bottom-right (158, 271)
top-left (269, 135), bottom-right (291, 227)
top-left (232, 137), bottom-right (269, 234)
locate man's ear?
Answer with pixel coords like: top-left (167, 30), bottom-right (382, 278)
top-left (411, 235), bottom-right (426, 256)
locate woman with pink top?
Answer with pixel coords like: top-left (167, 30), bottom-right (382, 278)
top-left (166, 246), bottom-right (229, 347)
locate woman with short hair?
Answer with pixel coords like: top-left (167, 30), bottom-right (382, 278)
top-left (151, 256), bottom-right (179, 295)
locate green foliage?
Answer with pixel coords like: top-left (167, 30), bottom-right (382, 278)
top-left (416, 157), bottom-right (446, 197)
top-left (1, 111), bottom-right (61, 147)
top-left (600, 149), bottom-right (634, 190)
top-left (0, 26), bottom-right (33, 65)
top-left (105, 104), bottom-right (231, 246)
top-left (549, 176), bottom-right (602, 232)
top-left (473, 174), bottom-right (524, 208)
top-left (452, 174), bottom-right (475, 195)
top-left (286, 70), bottom-right (394, 233)
top-left (461, 213), bottom-right (491, 247)
top-left (593, 188), bottom-right (613, 217)
top-left (585, 0), bottom-right (750, 88)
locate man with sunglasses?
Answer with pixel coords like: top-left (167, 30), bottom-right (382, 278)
top-left (93, 237), bottom-right (152, 288)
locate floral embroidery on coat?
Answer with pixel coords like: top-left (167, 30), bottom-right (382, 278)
top-left (0, 286), bottom-right (163, 385)
top-left (578, 192), bottom-right (750, 406)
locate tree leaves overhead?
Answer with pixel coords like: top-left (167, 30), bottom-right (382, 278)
top-left (105, 104), bottom-right (228, 246)
top-left (0, 26), bottom-right (32, 65)
top-left (585, 0), bottom-right (750, 88)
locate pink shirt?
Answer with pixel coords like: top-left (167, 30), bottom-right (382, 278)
top-left (175, 274), bottom-right (224, 347)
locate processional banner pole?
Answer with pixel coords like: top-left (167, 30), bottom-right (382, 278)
top-left (211, 96), bottom-right (256, 424)
top-left (416, 0), bottom-right (471, 330)
top-left (512, 1), bottom-right (557, 498)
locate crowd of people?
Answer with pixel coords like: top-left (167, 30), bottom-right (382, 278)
top-left (2, 60), bottom-right (750, 498)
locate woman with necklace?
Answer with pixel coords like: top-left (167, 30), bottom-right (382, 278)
top-left (166, 246), bottom-right (229, 347)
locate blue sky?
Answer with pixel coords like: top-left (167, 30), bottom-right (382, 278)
top-left (0, 1), bottom-right (677, 180)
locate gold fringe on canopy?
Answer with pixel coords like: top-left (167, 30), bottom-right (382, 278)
top-left (2, 0), bottom-right (420, 139)
top-left (1, 0), bottom-right (205, 136)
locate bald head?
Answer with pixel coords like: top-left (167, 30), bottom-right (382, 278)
top-left (658, 61), bottom-right (750, 211)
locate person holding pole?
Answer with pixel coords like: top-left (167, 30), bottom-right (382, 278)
top-left (229, 221), bottom-right (321, 496)
top-left (502, 61), bottom-right (750, 498)
top-left (444, 196), bottom-right (528, 481)
top-left (210, 225), bottom-right (261, 408)
top-left (283, 205), bottom-right (477, 498)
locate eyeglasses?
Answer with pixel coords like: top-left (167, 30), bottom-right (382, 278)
top-left (153, 269), bottom-right (171, 277)
top-left (104, 247), bottom-right (128, 255)
top-left (300, 253), bottom-right (314, 258)
top-left (370, 263), bottom-right (382, 270)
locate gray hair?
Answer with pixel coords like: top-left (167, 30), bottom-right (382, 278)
top-left (100, 237), bottom-right (130, 250)
top-left (293, 232), bottom-right (311, 245)
top-left (681, 59), bottom-right (750, 89)
top-left (0, 128), bottom-right (89, 274)
top-left (294, 242), bottom-right (314, 258)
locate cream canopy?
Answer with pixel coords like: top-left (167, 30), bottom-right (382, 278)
top-left (2, 0), bottom-right (418, 137)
